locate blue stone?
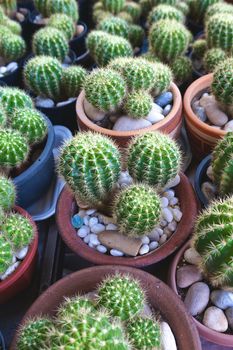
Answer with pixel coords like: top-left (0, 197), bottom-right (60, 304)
top-left (155, 92), bottom-right (173, 107)
top-left (163, 104), bottom-right (172, 116)
top-left (71, 214), bottom-right (84, 229)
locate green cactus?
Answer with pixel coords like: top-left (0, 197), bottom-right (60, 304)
top-left (191, 39), bottom-right (207, 59)
top-left (128, 24), bottom-right (144, 48)
top-left (48, 13), bottom-right (76, 41)
top-left (124, 90), bottom-right (153, 119)
top-left (127, 317), bottom-right (161, 349)
top-left (203, 48), bottom-right (227, 73)
top-left (86, 30), bottom-right (109, 57)
top-left (205, 2), bottom-right (233, 22)
top-left (35, 0), bottom-right (79, 22)
top-left (171, 56), bottom-right (193, 86)
top-left (3, 18), bottom-right (22, 35)
top-left (107, 56), bottom-right (132, 73)
top-left (11, 108), bottom-right (48, 145)
top-left (0, 105), bottom-right (7, 127)
top-left (192, 196), bottom-right (233, 289)
top-left (206, 13), bottom-right (233, 54)
top-left (148, 4), bottom-right (185, 26)
top-left (189, 0), bottom-right (221, 23)
top-left (152, 62), bottom-right (173, 96)
top-left (98, 274), bottom-right (145, 320)
top-left (57, 296), bottom-right (96, 320)
top-left (0, 23), bottom-right (11, 37)
top-left (0, 175), bottom-right (15, 211)
top-left (0, 0), bottom-right (16, 16)
top-left (114, 184), bottom-right (161, 237)
top-left (98, 16), bottom-right (130, 38)
top-left (93, 9), bottom-right (112, 24)
top-left (24, 56), bottom-right (63, 101)
top-left (0, 129), bottom-right (29, 169)
top-left (32, 27), bottom-right (69, 62)
top-left (176, 1), bottom-right (189, 15)
top-left (34, 0), bottom-right (49, 17)
top-left (1, 33), bottom-right (26, 63)
top-left (0, 87), bottom-right (33, 117)
top-left (0, 235), bottom-right (13, 275)
top-left (2, 212), bottom-right (34, 250)
top-left (118, 11), bottom-right (134, 23)
top-left (58, 132), bottom-right (121, 207)
top-left (0, 206), bottom-right (4, 226)
top-left (149, 19), bottom-right (191, 62)
top-left (17, 317), bottom-right (53, 350)
top-left (123, 1), bottom-right (142, 22)
top-left (84, 68), bottom-right (126, 112)
top-left (102, 0), bottom-right (125, 14)
top-left (127, 132), bottom-right (181, 188)
top-left (61, 65), bottom-right (87, 99)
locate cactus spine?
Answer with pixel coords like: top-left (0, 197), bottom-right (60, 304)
top-left (127, 317), bottom-right (161, 349)
top-left (57, 296), bottom-right (96, 319)
top-left (203, 48), bottom-right (227, 73)
top-left (34, 0), bottom-right (79, 22)
top-left (0, 235), bottom-right (13, 275)
top-left (102, 0), bottom-right (125, 14)
top-left (128, 24), bottom-right (144, 48)
top-left (124, 90), bottom-right (153, 119)
top-left (123, 1), bottom-right (141, 22)
top-left (61, 65), bottom-right (87, 99)
top-left (48, 13), bottom-right (75, 40)
top-left (0, 87), bottom-right (33, 117)
top-left (98, 16), bottom-right (129, 38)
top-left (0, 0), bottom-right (16, 16)
top-left (192, 39), bottom-right (207, 59)
top-left (0, 175), bottom-right (15, 210)
top-left (0, 34), bottom-right (25, 63)
top-left (206, 13), bottom-right (233, 54)
top-left (152, 62), bottom-right (173, 96)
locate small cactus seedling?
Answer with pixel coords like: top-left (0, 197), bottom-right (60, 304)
top-left (124, 90), bottom-right (153, 119)
top-left (192, 196), bottom-right (233, 289)
top-left (128, 24), bottom-right (144, 48)
top-left (58, 132), bottom-right (121, 207)
top-left (114, 184), bottom-right (161, 237)
top-left (206, 13), bottom-right (233, 54)
top-left (123, 1), bottom-right (141, 22)
top-left (203, 48), bottom-right (227, 73)
top-left (61, 65), bottom-right (87, 99)
top-left (0, 87), bottom-right (33, 117)
top-left (171, 56), bottom-right (192, 86)
top-left (148, 4), bottom-right (184, 25)
top-left (152, 62), bottom-right (173, 96)
top-left (205, 2), bottom-right (233, 22)
top-left (127, 317), bottom-right (161, 349)
top-left (1, 31), bottom-right (26, 63)
top-left (189, 0), bottom-right (221, 24)
top-left (98, 274), bottom-right (145, 320)
top-left (98, 16), bottom-right (130, 38)
top-left (0, 175), bottom-right (15, 211)
top-left (57, 296), bottom-right (96, 320)
top-left (0, 235), bottom-right (13, 275)
top-left (102, 0), bottom-right (125, 14)
top-left (48, 13), bottom-right (76, 41)
top-left (191, 39), bottom-right (207, 59)
top-left (0, 105), bottom-right (7, 127)
top-left (127, 132), bottom-right (181, 188)
top-left (84, 68), bottom-right (126, 112)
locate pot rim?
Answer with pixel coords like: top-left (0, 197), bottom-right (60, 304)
top-left (76, 82), bottom-right (182, 137)
top-left (56, 172), bottom-right (198, 267)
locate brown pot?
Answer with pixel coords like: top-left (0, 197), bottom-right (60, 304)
top-left (56, 173), bottom-right (198, 267)
top-left (10, 265), bottom-right (202, 350)
top-left (168, 241), bottom-right (233, 347)
top-left (184, 74), bottom-right (226, 159)
top-left (76, 82), bottom-right (182, 147)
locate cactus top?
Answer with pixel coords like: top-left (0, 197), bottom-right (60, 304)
top-left (0, 87), bottom-right (33, 117)
top-left (211, 58), bottom-right (233, 107)
top-left (148, 4), bottom-right (185, 25)
top-left (206, 13), bottom-right (233, 54)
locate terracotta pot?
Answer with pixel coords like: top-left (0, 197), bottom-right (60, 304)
top-left (56, 173), bottom-right (198, 267)
top-left (10, 265), bottom-right (202, 350)
top-left (0, 206), bottom-right (38, 304)
top-left (168, 241), bottom-right (233, 347)
top-left (76, 82), bottom-right (183, 147)
top-left (184, 74), bottom-right (226, 159)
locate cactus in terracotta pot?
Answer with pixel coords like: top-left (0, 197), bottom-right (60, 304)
top-left (0, 175), bottom-right (15, 211)
top-left (0, 235), bottom-right (13, 274)
top-left (0, 87), bottom-right (33, 117)
top-left (170, 56), bottom-right (192, 86)
top-left (86, 30), bottom-right (109, 57)
top-left (57, 296), bottom-right (96, 319)
top-left (47, 13), bottom-right (76, 41)
top-left (61, 65), bottom-right (87, 99)
top-left (206, 13), bottom-right (233, 54)
top-left (102, 0), bottom-right (125, 14)
top-left (148, 4), bottom-right (184, 25)
top-left (98, 16), bottom-right (130, 38)
top-left (127, 317), bottom-right (161, 349)
top-left (203, 48), bottom-right (227, 73)
top-left (124, 90), bottom-right (153, 119)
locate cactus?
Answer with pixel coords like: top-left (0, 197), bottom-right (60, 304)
top-left (124, 90), bottom-right (153, 119)
top-left (0, 129), bottom-right (29, 169)
top-left (34, 0), bottom-right (79, 22)
top-left (34, 0), bottom-right (50, 17)
top-left (191, 39), bottom-right (207, 59)
top-left (107, 56), bottom-right (132, 73)
top-left (11, 108), bottom-right (48, 145)
top-left (189, 0), bottom-right (221, 23)
top-left (98, 16), bottom-right (129, 38)
top-left (212, 133), bottom-right (233, 196)
top-left (171, 56), bottom-right (193, 86)
top-left (102, 0), bottom-right (125, 14)
top-left (57, 296), bottom-right (96, 320)
top-left (84, 68), bottom-right (126, 112)
top-left (0, 235), bottom-right (13, 275)
top-left (128, 24), bottom-right (144, 48)
top-left (61, 65), bottom-right (87, 99)
top-left (0, 0), bottom-right (16, 16)
top-left (141, 51), bottom-right (160, 63)
top-left (205, 2), bottom-right (233, 22)
top-left (2, 212), bottom-right (34, 250)
top-left (0, 23), bottom-right (11, 37)
top-left (127, 317), bottom-right (161, 349)
top-left (86, 30), bottom-right (109, 57)
top-left (0, 175), bottom-right (15, 211)
top-left (24, 56), bottom-right (63, 101)
top-left (118, 11), bottom-right (133, 23)
top-left (149, 19), bottom-right (191, 62)
top-left (176, 1), bottom-right (189, 15)
top-left (148, 4), bottom-right (185, 26)
top-left (155, 0), bottom-right (177, 4)
top-left (206, 13), bottom-right (233, 54)
top-left (3, 18), bottom-right (22, 35)
top-left (17, 317), bottom-right (53, 350)
top-left (0, 105), bottom-right (7, 127)
top-left (192, 196), bottom-right (233, 289)
top-left (32, 27), bottom-right (69, 62)
top-left (127, 132), bottom-right (181, 188)
top-left (58, 132), bottom-right (121, 207)
top-left (152, 62), bottom-right (173, 96)
top-left (123, 1), bottom-right (142, 22)
top-left (93, 9), bottom-right (112, 24)
top-left (1, 34), bottom-right (26, 63)
top-left (114, 184), bottom-right (161, 237)
top-left (98, 274), bottom-right (145, 320)
top-left (203, 48), bottom-right (227, 73)
top-left (0, 87), bottom-right (33, 117)
top-left (48, 13), bottom-right (76, 40)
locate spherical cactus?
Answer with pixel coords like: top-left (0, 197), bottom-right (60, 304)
top-left (93, 9), bottom-right (112, 24)
top-left (46, 0), bottom-right (79, 22)
top-left (0, 105), bottom-right (7, 127)
top-left (4, 18), bottom-right (22, 35)
top-left (127, 132), bottom-right (181, 188)
top-left (0, 23), bottom-right (11, 37)
top-left (141, 51), bottom-right (161, 63)
top-left (148, 4), bottom-right (184, 26)
top-left (176, 1), bottom-right (189, 16)
top-left (127, 317), bottom-right (161, 349)
top-left (102, 0), bottom-right (125, 14)
top-left (24, 56), bottom-right (63, 101)
top-left (114, 184), bottom-right (161, 237)
top-left (86, 30), bottom-right (109, 57)
top-left (203, 48), bottom-right (227, 73)
top-left (97, 274), bottom-right (145, 320)
top-left (61, 65), bottom-right (87, 99)
top-left (0, 87), bottom-right (33, 117)
top-left (192, 196), bottom-right (233, 289)
top-left (11, 108), bottom-right (48, 145)
top-left (205, 2), bottom-right (233, 22)
top-left (48, 13), bottom-right (76, 40)
top-left (17, 317), bottom-right (53, 350)
top-left (0, 0), bottom-right (16, 16)
top-left (149, 19), bottom-right (191, 62)
top-left (152, 62), bottom-right (173, 96)
top-left (98, 16), bottom-right (129, 38)
top-left (1, 33), bottom-right (26, 63)
top-left (124, 90), bottom-right (153, 119)
top-left (212, 133), bottom-right (233, 196)
top-left (34, 0), bottom-right (50, 17)
top-left (128, 24), bottom-right (144, 48)
top-left (84, 68), bottom-right (126, 112)
top-left (32, 27), bottom-right (69, 62)
top-left (171, 56), bottom-right (193, 86)
top-left (189, 0), bottom-right (221, 24)
top-left (57, 296), bottom-right (96, 320)
top-left (0, 175), bottom-right (15, 211)
top-left (191, 39), bottom-right (207, 59)
top-left (0, 129), bottom-right (29, 169)
top-left (123, 1), bottom-right (142, 22)
top-left (0, 235), bottom-right (13, 275)
top-left (107, 56), bottom-right (133, 73)
top-left (206, 13), bottom-right (233, 54)
top-left (118, 11), bottom-right (133, 23)
top-left (58, 132), bottom-right (121, 207)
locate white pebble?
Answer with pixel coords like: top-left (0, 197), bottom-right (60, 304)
top-left (148, 228), bottom-right (161, 241)
top-left (159, 234), bottom-right (167, 245)
top-left (141, 236), bottom-right (150, 244)
top-left (153, 103), bottom-right (163, 113)
top-left (110, 249), bottom-right (124, 256)
top-left (167, 221), bottom-right (177, 232)
top-left (57, 100), bottom-right (72, 107)
top-left (165, 174), bottom-right (180, 189)
top-left (91, 223), bottom-right (105, 234)
top-left (139, 244), bottom-right (150, 255)
top-left (172, 208), bottom-right (183, 222)
top-left (83, 234), bottom-right (90, 243)
top-left (162, 208), bottom-right (173, 223)
top-left (149, 241), bottom-right (159, 251)
top-left (89, 217), bottom-right (98, 227)
top-left (160, 322), bottom-right (177, 350)
top-left (0, 262), bottom-right (20, 280)
top-left (12, 255), bottom-right (17, 263)
top-left (206, 165), bottom-right (214, 182)
top-left (89, 233), bottom-right (100, 246)
top-left (88, 242), bottom-right (95, 248)
top-left (163, 190), bottom-right (175, 200)
top-left (15, 246), bottom-right (28, 260)
top-left (224, 120), bottom-right (233, 132)
top-left (83, 215), bottom-right (90, 226)
top-left (118, 171), bottom-right (133, 186)
top-left (106, 223), bottom-right (117, 230)
top-left (97, 245), bottom-right (107, 253)
top-left (169, 197), bottom-right (178, 206)
top-left (145, 104), bottom-right (165, 124)
top-left (86, 209), bottom-right (96, 215)
top-left (0, 66), bottom-right (7, 74)
top-left (6, 62), bottom-right (18, 73)
top-left (161, 197), bottom-right (169, 208)
top-left (160, 219), bottom-right (167, 227)
top-left (77, 226), bottom-right (90, 238)
top-left (78, 210), bottom-right (86, 218)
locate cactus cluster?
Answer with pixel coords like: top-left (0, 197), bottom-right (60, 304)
top-left (171, 56), bottom-right (193, 86)
top-left (206, 13), bottom-right (233, 54)
top-left (124, 90), bottom-right (153, 119)
top-left (203, 48), bottom-right (227, 73)
top-left (189, 0), bottom-right (221, 24)
top-left (152, 62), bottom-right (173, 96)
top-left (148, 4), bottom-right (184, 25)
top-left (98, 16), bottom-right (130, 38)
top-left (34, 0), bottom-right (79, 22)
top-left (57, 296), bottom-right (95, 319)
top-left (47, 13), bottom-right (76, 40)
top-left (0, 175), bottom-right (15, 211)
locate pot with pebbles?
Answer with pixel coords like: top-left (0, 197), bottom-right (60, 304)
top-left (168, 195), bottom-right (233, 347)
top-left (56, 131), bottom-right (198, 267)
top-left (10, 266), bottom-right (202, 350)
top-left (0, 175), bottom-right (38, 303)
